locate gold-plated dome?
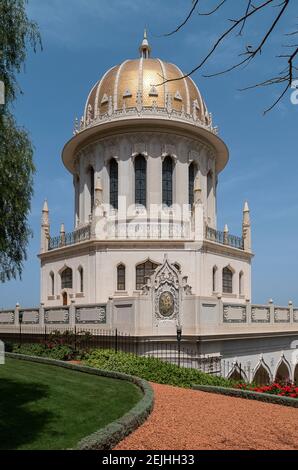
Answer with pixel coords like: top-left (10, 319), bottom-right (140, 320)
top-left (83, 34), bottom-right (211, 127)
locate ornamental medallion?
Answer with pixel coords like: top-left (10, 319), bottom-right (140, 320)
top-left (159, 291), bottom-right (174, 317)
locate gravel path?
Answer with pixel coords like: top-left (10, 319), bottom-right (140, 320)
top-left (115, 383), bottom-right (298, 450)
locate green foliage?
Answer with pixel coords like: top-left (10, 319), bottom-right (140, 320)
top-left (84, 349), bottom-right (232, 388)
top-left (0, 0), bottom-right (42, 105)
top-left (0, 0), bottom-right (41, 282)
top-left (0, 113), bottom-right (35, 281)
top-left (12, 343), bottom-right (76, 361)
top-left (46, 329), bottom-right (93, 349)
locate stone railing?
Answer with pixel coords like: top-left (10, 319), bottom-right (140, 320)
top-left (48, 224), bottom-right (91, 251)
top-left (0, 303), bottom-right (109, 330)
top-left (74, 105), bottom-right (218, 136)
top-left (106, 218), bottom-right (191, 240)
top-left (222, 302), bottom-right (298, 325)
top-left (206, 226), bottom-right (244, 250)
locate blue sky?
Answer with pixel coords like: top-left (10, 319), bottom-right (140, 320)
top-left (1, 0), bottom-right (297, 308)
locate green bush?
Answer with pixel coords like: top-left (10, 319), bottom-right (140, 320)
top-left (84, 349), bottom-right (232, 388)
top-left (12, 343), bottom-right (76, 361)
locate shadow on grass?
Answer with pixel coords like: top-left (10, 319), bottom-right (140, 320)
top-left (0, 378), bottom-right (53, 450)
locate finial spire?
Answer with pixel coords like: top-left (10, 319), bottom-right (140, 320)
top-left (139, 29), bottom-right (151, 59)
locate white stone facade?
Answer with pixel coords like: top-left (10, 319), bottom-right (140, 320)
top-left (2, 35), bottom-right (295, 383)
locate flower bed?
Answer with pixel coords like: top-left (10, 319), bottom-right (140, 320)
top-left (235, 382), bottom-right (298, 398)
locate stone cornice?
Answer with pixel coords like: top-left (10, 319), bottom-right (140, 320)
top-left (202, 239), bottom-right (254, 261)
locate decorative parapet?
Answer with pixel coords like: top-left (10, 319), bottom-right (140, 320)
top-left (251, 306), bottom-right (270, 323)
top-left (223, 304), bottom-right (247, 323)
top-left (206, 226), bottom-right (244, 250)
top-left (19, 309), bottom-right (39, 325)
top-left (223, 302), bottom-right (297, 327)
top-left (73, 105), bottom-right (219, 136)
top-left (274, 307), bottom-right (291, 323)
top-left (44, 307), bottom-right (70, 324)
top-left (48, 225), bottom-right (91, 251)
top-left (0, 310), bottom-right (15, 325)
top-left (75, 305), bottom-right (107, 325)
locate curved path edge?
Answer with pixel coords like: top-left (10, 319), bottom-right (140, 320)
top-left (5, 352), bottom-right (154, 450)
top-left (192, 384), bottom-right (298, 408)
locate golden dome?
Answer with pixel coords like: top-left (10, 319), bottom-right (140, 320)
top-left (82, 34), bottom-right (211, 128)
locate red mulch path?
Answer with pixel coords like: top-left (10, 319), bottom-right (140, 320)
top-left (115, 383), bottom-right (298, 450)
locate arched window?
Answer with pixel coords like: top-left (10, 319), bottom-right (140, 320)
top-left (110, 158), bottom-right (118, 209)
top-left (222, 267), bottom-right (233, 294)
top-left (188, 162), bottom-right (196, 206)
top-left (75, 175), bottom-right (80, 223)
top-left (162, 156), bottom-right (173, 207)
top-left (136, 260), bottom-right (159, 290)
top-left (117, 264), bottom-right (126, 291)
top-left (78, 266), bottom-right (84, 293)
top-left (61, 267), bottom-right (73, 289)
top-left (239, 271), bottom-right (244, 296)
top-left (212, 266), bottom-right (217, 292)
top-left (135, 155), bottom-right (147, 207)
top-left (207, 170), bottom-right (213, 198)
top-left (89, 166), bottom-right (95, 213)
top-left (49, 272), bottom-right (54, 296)
top-left (174, 263), bottom-right (181, 273)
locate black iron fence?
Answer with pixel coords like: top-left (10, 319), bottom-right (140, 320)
top-left (0, 327), bottom-right (288, 385)
top-left (206, 226), bottom-right (244, 250)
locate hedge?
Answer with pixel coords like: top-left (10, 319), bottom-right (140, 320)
top-left (192, 384), bottom-right (298, 408)
top-left (5, 352), bottom-right (154, 449)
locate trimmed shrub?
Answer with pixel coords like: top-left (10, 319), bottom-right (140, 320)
top-left (84, 349), bottom-right (232, 388)
top-left (12, 343), bottom-right (76, 361)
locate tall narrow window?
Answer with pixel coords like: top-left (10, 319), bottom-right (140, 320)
top-left (61, 267), bottom-right (73, 289)
top-left (189, 162), bottom-right (196, 206)
top-left (135, 155), bottom-right (147, 207)
top-left (50, 272), bottom-right (54, 296)
top-left (136, 260), bottom-right (159, 290)
top-left (162, 156), bottom-right (173, 206)
top-left (90, 167), bottom-right (95, 212)
top-left (75, 175), bottom-right (80, 224)
top-left (78, 267), bottom-right (84, 293)
top-left (222, 267), bottom-right (233, 294)
top-left (117, 264), bottom-right (126, 291)
top-left (239, 271), bottom-right (244, 296)
top-left (212, 266), bottom-right (217, 292)
top-left (110, 158), bottom-right (118, 209)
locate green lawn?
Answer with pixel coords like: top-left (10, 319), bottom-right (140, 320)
top-left (0, 358), bottom-right (142, 450)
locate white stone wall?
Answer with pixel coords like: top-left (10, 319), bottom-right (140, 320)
top-left (40, 245), bottom-right (250, 307)
top-left (74, 132), bottom-right (217, 228)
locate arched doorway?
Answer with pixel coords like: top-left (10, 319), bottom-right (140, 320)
top-left (253, 364), bottom-right (271, 385)
top-left (294, 364), bottom-right (298, 385)
top-left (229, 367), bottom-right (246, 382)
top-left (275, 360), bottom-right (291, 384)
top-left (62, 292), bottom-right (68, 306)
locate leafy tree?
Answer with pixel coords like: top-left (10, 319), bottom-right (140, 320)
top-left (0, 0), bottom-right (41, 281)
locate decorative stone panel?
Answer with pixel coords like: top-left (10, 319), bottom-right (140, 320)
top-left (223, 305), bottom-right (247, 323)
top-left (251, 306), bottom-right (270, 323)
top-left (44, 308), bottom-right (69, 324)
top-left (294, 309), bottom-right (298, 323)
top-left (0, 311), bottom-right (14, 325)
top-left (274, 308), bottom-right (290, 323)
top-left (21, 310), bottom-right (39, 325)
top-left (75, 305), bottom-right (106, 324)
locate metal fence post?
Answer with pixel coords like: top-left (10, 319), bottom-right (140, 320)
top-left (115, 328), bottom-right (118, 353)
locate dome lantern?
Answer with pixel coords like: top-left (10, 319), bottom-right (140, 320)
top-left (139, 29), bottom-right (151, 59)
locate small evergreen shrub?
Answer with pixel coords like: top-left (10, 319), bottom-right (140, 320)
top-left (84, 349), bottom-right (233, 388)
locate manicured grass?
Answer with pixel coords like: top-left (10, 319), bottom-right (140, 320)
top-left (0, 358), bottom-right (142, 450)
